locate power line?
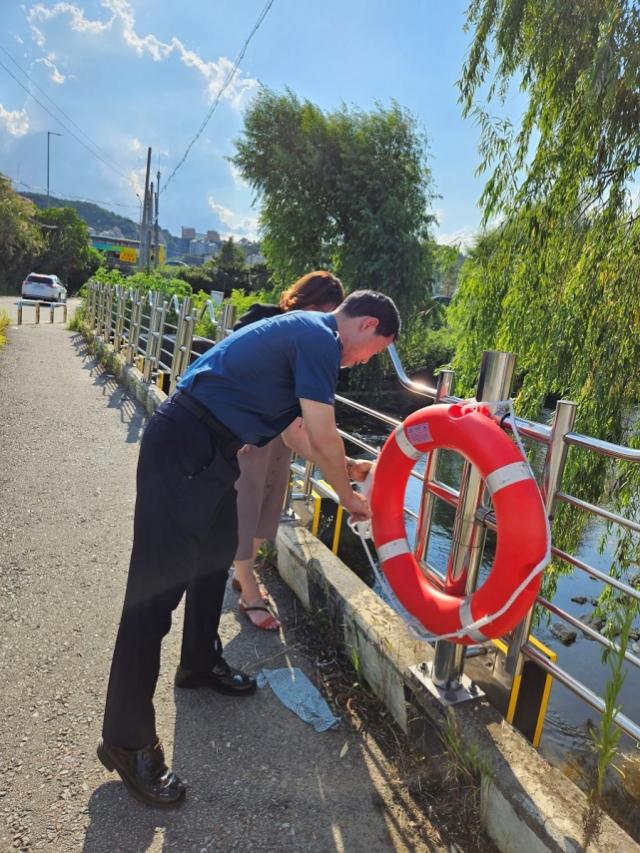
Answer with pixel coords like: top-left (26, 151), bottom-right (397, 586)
top-left (14, 178), bottom-right (140, 211)
top-left (0, 45), bottom-right (131, 181)
top-left (0, 58), bottom-right (134, 187)
top-left (162, 0), bottom-right (275, 194)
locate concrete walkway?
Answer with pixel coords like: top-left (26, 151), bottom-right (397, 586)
top-left (0, 311), bottom-right (446, 852)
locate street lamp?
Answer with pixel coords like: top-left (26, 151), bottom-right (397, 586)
top-left (46, 130), bottom-right (62, 207)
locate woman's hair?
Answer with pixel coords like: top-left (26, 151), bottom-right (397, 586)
top-left (279, 270), bottom-right (345, 312)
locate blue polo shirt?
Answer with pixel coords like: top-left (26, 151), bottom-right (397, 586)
top-left (177, 311), bottom-right (341, 446)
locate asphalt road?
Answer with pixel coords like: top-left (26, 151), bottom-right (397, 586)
top-left (0, 311), bottom-right (446, 852)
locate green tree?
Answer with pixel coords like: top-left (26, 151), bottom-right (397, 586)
top-left (232, 88), bottom-right (436, 318)
top-left (0, 174), bottom-right (44, 294)
top-left (211, 237), bottom-right (250, 294)
top-left (451, 0), bottom-right (640, 585)
top-left (36, 206), bottom-right (101, 291)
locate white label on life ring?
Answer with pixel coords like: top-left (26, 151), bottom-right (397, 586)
top-left (394, 426), bottom-right (423, 460)
top-left (484, 461), bottom-right (533, 496)
top-left (377, 537), bottom-right (411, 563)
top-left (459, 596), bottom-right (488, 642)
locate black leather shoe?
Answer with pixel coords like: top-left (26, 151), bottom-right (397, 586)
top-left (97, 739), bottom-right (186, 808)
top-left (174, 660), bottom-right (257, 695)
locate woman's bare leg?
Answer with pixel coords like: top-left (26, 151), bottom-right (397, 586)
top-left (233, 539), bottom-right (281, 629)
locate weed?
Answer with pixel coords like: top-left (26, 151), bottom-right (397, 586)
top-left (583, 601), bottom-right (636, 849)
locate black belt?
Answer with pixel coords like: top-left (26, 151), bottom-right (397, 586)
top-left (172, 390), bottom-right (244, 455)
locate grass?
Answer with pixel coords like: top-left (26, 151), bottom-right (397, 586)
top-left (0, 310), bottom-right (9, 348)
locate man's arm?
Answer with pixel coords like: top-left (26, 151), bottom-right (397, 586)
top-left (282, 401), bottom-right (370, 520)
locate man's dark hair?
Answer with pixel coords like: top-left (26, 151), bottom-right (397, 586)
top-left (339, 290), bottom-right (401, 340)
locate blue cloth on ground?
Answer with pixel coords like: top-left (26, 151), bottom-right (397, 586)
top-left (257, 667), bottom-right (340, 732)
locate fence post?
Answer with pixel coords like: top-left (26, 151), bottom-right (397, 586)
top-left (504, 399), bottom-right (577, 676)
top-left (215, 303), bottom-right (236, 342)
top-left (17, 302), bottom-right (22, 326)
top-left (126, 290), bottom-right (142, 364)
top-left (169, 296), bottom-right (195, 393)
top-left (432, 350), bottom-right (516, 689)
top-left (112, 286), bottom-right (126, 352)
top-left (50, 303), bottom-right (55, 323)
top-left (35, 302), bottom-right (40, 325)
top-left (63, 302), bottom-right (68, 324)
top-left (143, 293), bottom-right (165, 383)
top-left (413, 369), bottom-right (455, 571)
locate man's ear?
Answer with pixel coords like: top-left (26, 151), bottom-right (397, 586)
top-left (360, 316), bottom-right (379, 333)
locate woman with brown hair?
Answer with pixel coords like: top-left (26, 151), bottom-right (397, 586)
top-left (231, 270), bottom-right (345, 629)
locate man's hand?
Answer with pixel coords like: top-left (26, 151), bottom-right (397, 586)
top-left (346, 458), bottom-right (373, 483)
top-left (342, 489), bottom-right (371, 522)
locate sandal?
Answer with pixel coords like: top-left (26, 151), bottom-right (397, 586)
top-left (239, 598), bottom-right (281, 631)
top-left (231, 576), bottom-right (269, 600)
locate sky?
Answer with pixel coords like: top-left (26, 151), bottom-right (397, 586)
top-left (0, 0), bottom-right (524, 247)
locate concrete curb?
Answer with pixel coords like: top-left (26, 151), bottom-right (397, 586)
top-left (275, 524), bottom-right (638, 853)
top-left (82, 327), bottom-right (637, 853)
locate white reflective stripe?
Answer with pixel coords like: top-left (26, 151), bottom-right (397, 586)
top-left (459, 597), bottom-right (488, 643)
top-left (485, 461), bottom-right (533, 496)
top-left (394, 426), bottom-right (422, 460)
top-left (377, 538), bottom-right (411, 563)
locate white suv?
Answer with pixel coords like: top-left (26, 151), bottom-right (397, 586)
top-left (21, 273), bottom-right (67, 302)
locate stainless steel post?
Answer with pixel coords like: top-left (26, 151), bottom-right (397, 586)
top-left (143, 292), bottom-right (161, 382)
top-left (172, 296), bottom-right (195, 389)
top-left (169, 296), bottom-right (187, 392)
top-left (504, 399), bottom-right (577, 676)
top-left (215, 303), bottom-right (236, 342)
top-left (432, 350), bottom-right (516, 689)
top-left (127, 290), bottom-right (142, 364)
top-left (414, 369), bottom-right (454, 569)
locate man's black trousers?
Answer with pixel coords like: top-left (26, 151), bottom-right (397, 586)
top-left (102, 395), bottom-right (240, 750)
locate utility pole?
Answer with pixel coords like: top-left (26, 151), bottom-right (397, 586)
top-left (46, 131), bottom-right (62, 208)
top-left (139, 146), bottom-right (152, 270)
top-left (154, 170), bottom-right (160, 269)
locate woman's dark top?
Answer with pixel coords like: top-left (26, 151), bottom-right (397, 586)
top-left (233, 303), bottom-right (283, 331)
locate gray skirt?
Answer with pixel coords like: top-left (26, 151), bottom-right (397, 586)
top-left (234, 435), bottom-right (293, 560)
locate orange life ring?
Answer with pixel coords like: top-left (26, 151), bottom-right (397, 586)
top-left (370, 402), bottom-right (548, 644)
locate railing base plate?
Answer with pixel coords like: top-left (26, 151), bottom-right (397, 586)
top-left (409, 662), bottom-right (484, 705)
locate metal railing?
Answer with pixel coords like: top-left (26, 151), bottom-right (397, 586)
top-left (84, 282), bottom-right (640, 746)
top-left (85, 281), bottom-right (236, 393)
top-left (291, 344), bottom-right (640, 746)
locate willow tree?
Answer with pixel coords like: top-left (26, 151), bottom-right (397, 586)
top-left (232, 89), bottom-right (436, 386)
top-left (450, 1), bottom-right (640, 587)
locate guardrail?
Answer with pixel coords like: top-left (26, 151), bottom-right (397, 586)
top-left (85, 281), bottom-right (235, 394)
top-left (84, 280), bottom-right (640, 750)
top-left (16, 298), bottom-right (68, 325)
top-left (290, 346), bottom-right (640, 746)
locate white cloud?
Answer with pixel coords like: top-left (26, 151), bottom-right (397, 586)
top-left (127, 166), bottom-right (146, 199)
top-left (36, 52), bottom-right (66, 83)
top-left (27, 0), bottom-right (258, 108)
top-left (229, 161), bottom-right (249, 190)
top-left (208, 196), bottom-right (258, 240)
top-left (437, 226), bottom-right (478, 252)
top-left (0, 103), bottom-right (30, 137)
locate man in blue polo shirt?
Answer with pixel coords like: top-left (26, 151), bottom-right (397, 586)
top-left (98, 289), bottom-right (400, 807)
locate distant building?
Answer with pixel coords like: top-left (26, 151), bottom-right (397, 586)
top-left (206, 230), bottom-right (221, 243)
top-left (181, 226), bottom-right (196, 240)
